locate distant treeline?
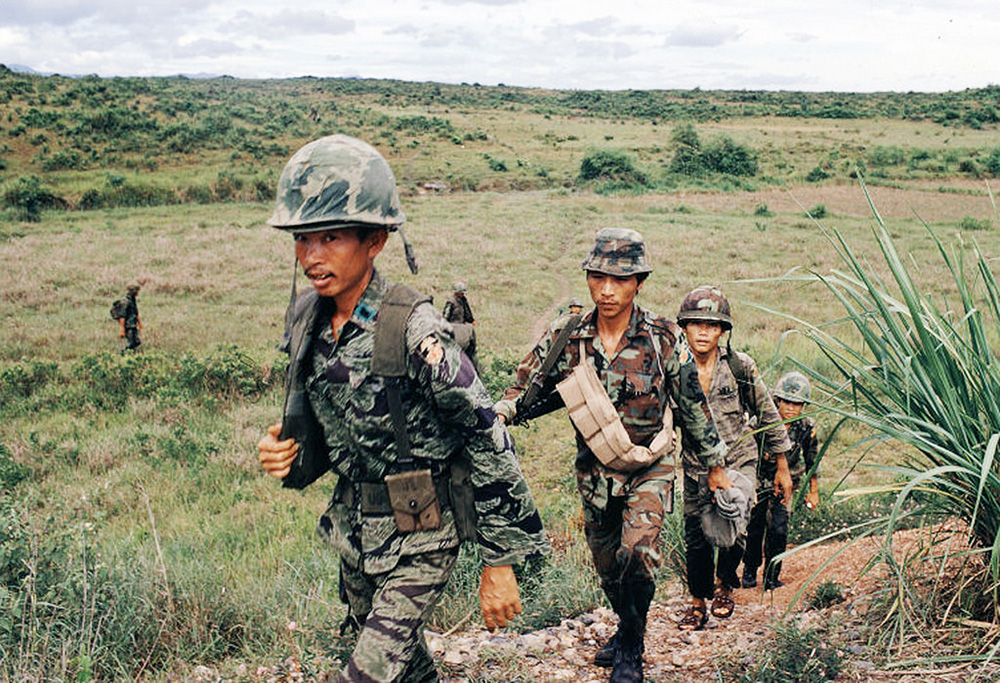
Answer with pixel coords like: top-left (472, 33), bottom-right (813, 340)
top-left (2, 65), bottom-right (999, 221)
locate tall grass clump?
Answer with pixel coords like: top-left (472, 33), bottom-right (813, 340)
top-left (790, 180), bottom-right (1000, 660)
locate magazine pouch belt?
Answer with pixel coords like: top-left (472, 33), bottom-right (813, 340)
top-left (355, 471), bottom-right (448, 533)
top-left (556, 360), bottom-right (673, 472)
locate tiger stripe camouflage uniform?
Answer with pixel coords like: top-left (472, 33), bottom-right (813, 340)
top-left (294, 270), bottom-right (547, 682)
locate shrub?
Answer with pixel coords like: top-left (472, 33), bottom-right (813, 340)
top-left (0, 359), bottom-right (60, 398)
top-left (579, 149), bottom-right (647, 186)
top-left (730, 621), bottom-right (843, 682)
top-left (806, 204), bottom-right (827, 219)
top-left (2, 175), bottom-right (67, 221)
top-left (984, 145), bottom-right (1000, 177)
top-left (754, 203), bottom-right (772, 217)
top-left (701, 135), bottom-right (758, 176)
top-left (809, 581), bottom-right (845, 609)
top-left (806, 166), bottom-right (830, 182)
top-left (958, 215), bottom-right (993, 231)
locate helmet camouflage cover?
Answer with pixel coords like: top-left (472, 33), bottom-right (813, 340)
top-left (580, 227), bottom-right (653, 277)
top-left (677, 285), bottom-right (732, 330)
top-left (773, 371), bottom-right (812, 403)
top-left (268, 134), bottom-right (405, 232)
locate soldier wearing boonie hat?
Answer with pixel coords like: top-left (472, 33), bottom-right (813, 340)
top-left (258, 134), bottom-right (547, 683)
top-left (496, 227), bottom-right (726, 682)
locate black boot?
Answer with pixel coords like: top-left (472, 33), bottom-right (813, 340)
top-left (594, 581), bottom-right (622, 667)
top-left (609, 579), bottom-right (654, 683)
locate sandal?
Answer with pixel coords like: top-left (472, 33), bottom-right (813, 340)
top-left (678, 605), bottom-right (708, 631)
top-left (711, 589), bottom-right (735, 619)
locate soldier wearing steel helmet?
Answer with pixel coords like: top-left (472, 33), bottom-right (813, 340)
top-left (566, 296), bottom-right (584, 315)
top-left (495, 228), bottom-right (726, 683)
top-left (257, 134), bottom-right (547, 683)
top-left (742, 371), bottom-right (820, 590)
top-left (442, 281), bottom-right (475, 325)
top-left (675, 285), bottom-right (793, 630)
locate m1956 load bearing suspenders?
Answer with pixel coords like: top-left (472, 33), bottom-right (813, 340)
top-left (371, 283), bottom-right (477, 541)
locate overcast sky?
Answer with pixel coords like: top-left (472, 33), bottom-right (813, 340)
top-left (1, 0), bottom-right (996, 92)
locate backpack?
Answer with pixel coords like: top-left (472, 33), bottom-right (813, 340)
top-left (109, 297), bottom-right (128, 321)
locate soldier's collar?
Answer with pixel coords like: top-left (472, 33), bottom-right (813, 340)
top-left (349, 269), bottom-right (386, 332)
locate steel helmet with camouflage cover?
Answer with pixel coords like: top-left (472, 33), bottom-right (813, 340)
top-left (268, 134), bottom-right (405, 232)
top-left (676, 285), bottom-right (732, 330)
top-left (773, 371), bottom-right (811, 404)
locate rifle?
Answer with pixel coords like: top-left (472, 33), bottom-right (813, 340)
top-left (509, 313), bottom-right (581, 426)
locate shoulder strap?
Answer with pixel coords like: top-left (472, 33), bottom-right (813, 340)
top-left (372, 282), bottom-right (432, 463)
top-left (726, 349), bottom-right (758, 419)
top-left (372, 283), bottom-right (431, 377)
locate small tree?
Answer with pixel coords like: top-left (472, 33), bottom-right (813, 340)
top-left (578, 149), bottom-right (647, 186)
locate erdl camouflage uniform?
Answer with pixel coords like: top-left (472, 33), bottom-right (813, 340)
top-left (681, 348), bottom-right (791, 598)
top-left (744, 414), bottom-right (818, 587)
top-left (292, 270), bottom-right (547, 683)
top-left (496, 304), bottom-right (726, 630)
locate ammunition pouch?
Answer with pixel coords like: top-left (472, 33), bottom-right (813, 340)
top-left (384, 469), bottom-right (442, 532)
top-left (557, 360), bottom-right (672, 472)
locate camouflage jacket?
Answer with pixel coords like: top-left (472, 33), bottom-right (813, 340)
top-left (442, 294), bottom-right (475, 324)
top-left (292, 270), bottom-right (547, 574)
top-left (759, 415), bottom-right (818, 485)
top-left (681, 346), bottom-right (792, 475)
top-left (122, 294), bottom-right (140, 329)
top-left (496, 306), bottom-right (727, 496)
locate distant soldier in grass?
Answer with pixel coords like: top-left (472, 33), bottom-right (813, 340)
top-left (257, 134), bottom-right (547, 683)
top-left (442, 281), bottom-right (475, 325)
top-left (111, 284), bottom-right (142, 354)
top-left (495, 228), bottom-right (726, 683)
top-left (567, 296), bottom-right (584, 315)
top-left (742, 371), bottom-right (820, 590)
top-left (675, 286), bottom-right (792, 630)
top-left (442, 281), bottom-right (478, 370)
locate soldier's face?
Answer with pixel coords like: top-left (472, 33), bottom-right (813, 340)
top-left (294, 227), bottom-right (386, 301)
top-left (683, 320), bottom-right (724, 355)
top-left (776, 399), bottom-right (804, 421)
top-left (587, 272), bottom-right (640, 321)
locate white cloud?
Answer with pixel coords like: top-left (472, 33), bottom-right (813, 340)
top-left (0, 0), bottom-right (996, 90)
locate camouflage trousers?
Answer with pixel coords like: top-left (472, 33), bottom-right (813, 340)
top-left (337, 548), bottom-right (459, 683)
top-left (122, 327), bottom-right (141, 354)
top-left (577, 458), bottom-right (674, 587)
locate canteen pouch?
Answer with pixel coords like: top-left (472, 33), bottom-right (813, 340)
top-left (384, 469), bottom-right (442, 532)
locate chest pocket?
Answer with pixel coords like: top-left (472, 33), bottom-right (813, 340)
top-left (715, 386), bottom-right (745, 420)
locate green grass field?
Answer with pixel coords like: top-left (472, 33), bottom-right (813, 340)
top-left (2, 71), bottom-right (999, 681)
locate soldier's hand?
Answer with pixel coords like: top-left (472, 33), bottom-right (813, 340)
top-left (479, 564), bottom-right (521, 631)
top-left (707, 465), bottom-right (733, 492)
top-left (774, 454), bottom-right (793, 507)
top-left (805, 477), bottom-right (820, 510)
top-left (257, 422), bottom-right (299, 479)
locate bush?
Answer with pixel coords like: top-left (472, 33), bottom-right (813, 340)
top-left (730, 621), bottom-right (843, 682)
top-left (984, 145), bottom-right (1000, 177)
top-left (958, 215), bottom-right (993, 231)
top-left (806, 204), bottom-right (827, 219)
top-left (754, 203), bottom-right (772, 217)
top-left (809, 581), bottom-right (846, 609)
top-left (2, 175), bottom-right (67, 221)
top-left (579, 148), bottom-right (647, 186)
top-left (806, 166), bottom-right (830, 182)
top-left (0, 359), bottom-right (59, 398)
top-left (701, 135), bottom-right (758, 176)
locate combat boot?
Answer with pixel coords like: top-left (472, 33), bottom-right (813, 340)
top-left (608, 578), bottom-right (654, 683)
top-left (593, 580), bottom-right (622, 667)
